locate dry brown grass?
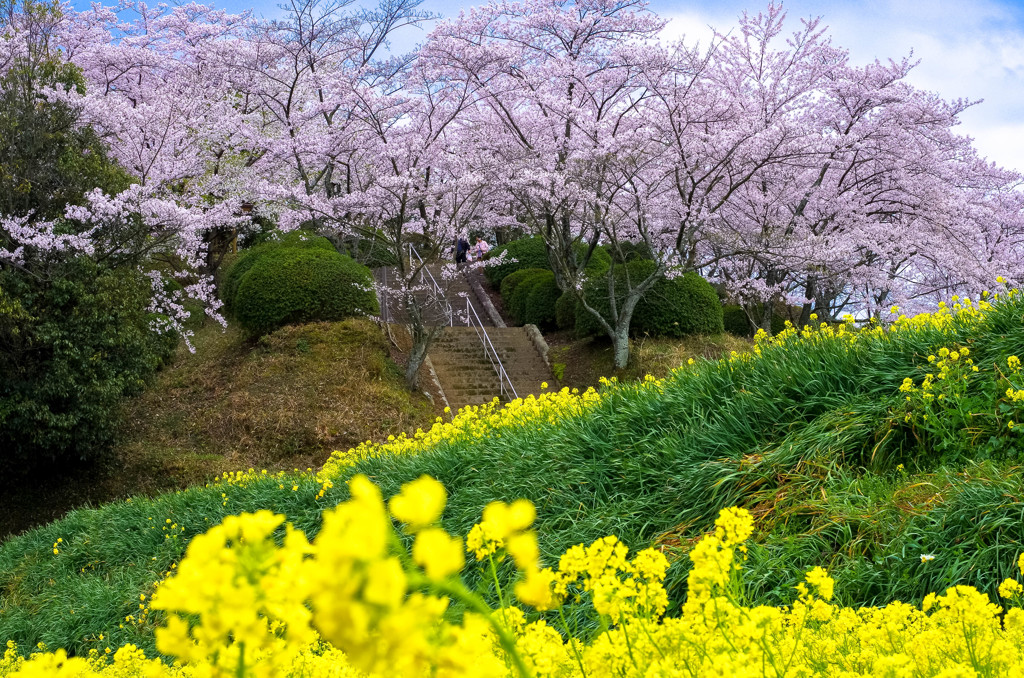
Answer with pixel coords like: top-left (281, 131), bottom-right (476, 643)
top-left (114, 317), bottom-right (438, 487)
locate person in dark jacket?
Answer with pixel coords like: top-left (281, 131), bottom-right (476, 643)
top-left (455, 236), bottom-right (470, 264)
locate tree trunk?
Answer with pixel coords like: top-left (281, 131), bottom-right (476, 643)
top-left (405, 334), bottom-right (428, 390)
top-left (607, 292), bottom-right (644, 370)
top-left (798, 276), bottom-right (816, 328)
top-left (611, 323), bottom-right (631, 370)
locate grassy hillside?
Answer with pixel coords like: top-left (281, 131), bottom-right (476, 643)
top-left (4, 293), bottom-right (1024, 659)
top-left (114, 318), bottom-right (435, 476)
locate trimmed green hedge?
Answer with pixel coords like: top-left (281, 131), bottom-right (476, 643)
top-left (524, 272), bottom-right (561, 331)
top-left (506, 270), bottom-right (551, 325)
top-left (575, 260), bottom-right (723, 338)
top-left (632, 271), bottom-right (724, 337)
top-left (582, 244), bottom-right (613, 280)
top-left (500, 268), bottom-right (562, 328)
top-left (221, 231), bottom-right (334, 312)
top-left (485, 237), bottom-right (550, 286)
top-left (233, 248), bottom-right (378, 337)
top-left (555, 292), bottom-right (577, 330)
top-left (500, 267), bottom-right (549, 302)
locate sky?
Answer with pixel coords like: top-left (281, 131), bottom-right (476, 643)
top-left (75, 0), bottom-right (1024, 172)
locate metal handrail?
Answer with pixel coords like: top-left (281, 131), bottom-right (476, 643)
top-left (407, 243), bottom-right (454, 327)
top-left (466, 296), bottom-right (519, 401)
top-left (405, 243), bottom-right (518, 401)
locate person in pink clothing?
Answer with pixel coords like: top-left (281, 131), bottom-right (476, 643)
top-left (471, 237), bottom-right (490, 261)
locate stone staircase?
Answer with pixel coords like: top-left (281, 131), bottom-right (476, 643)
top-left (374, 263), bottom-right (550, 411)
top-left (427, 326), bottom-right (551, 411)
top-left (373, 264), bottom-right (491, 326)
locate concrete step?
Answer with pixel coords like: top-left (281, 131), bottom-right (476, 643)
top-left (426, 325), bottom-right (551, 412)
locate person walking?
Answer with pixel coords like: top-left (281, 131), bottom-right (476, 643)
top-left (455, 236), bottom-right (470, 264)
top-left (471, 236), bottom-right (490, 261)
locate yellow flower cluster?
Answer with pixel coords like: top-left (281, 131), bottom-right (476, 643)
top-left (14, 482), bottom-right (1024, 677)
top-left (1, 639), bottom-right (361, 677)
top-left (317, 388), bottom-right (604, 482)
top-left (746, 293), bottom-right (1007, 364)
top-left (899, 344), bottom-right (973, 402)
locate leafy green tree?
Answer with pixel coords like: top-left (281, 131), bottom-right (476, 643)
top-left (0, 1), bottom-right (172, 472)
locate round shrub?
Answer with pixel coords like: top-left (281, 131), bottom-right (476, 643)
top-left (233, 249), bottom-right (378, 337)
top-left (523, 272), bottom-right (560, 331)
top-left (581, 243), bottom-right (613, 279)
top-left (575, 260), bottom-right (723, 338)
top-left (631, 271), bottom-right (724, 338)
top-left (485, 237), bottom-right (550, 286)
top-left (555, 292), bottom-right (577, 330)
top-left (507, 270), bottom-right (551, 325)
top-left (500, 267), bottom-right (549, 301)
top-left (221, 231), bottom-right (335, 312)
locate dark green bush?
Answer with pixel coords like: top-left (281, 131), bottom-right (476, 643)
top-left (233, 249), bottom-right (378, 337)
top-left (576, 260), bottom-right (723, 338)
top-left (485, 237), bottom-right (550, 286)
top-left (581, 244), bottom-right (613, 279)
top-left (523, 272), bottom-right (560, 331)
top-left (500, 267), bottom-right (549, 301)
top-left (507, 270), bottom-right (551, 325)
top-left (723, 304), bottom-right (752, 337)
top-left (0, 261), bottom-right (176, 472)
top-left (221, 231), bottom-right (335, 312)
top-left (723, 304), bottom-right (789, 336)
top-left (631, 271), bottom-right (723, 338)
top-left (555, 292), bottom-right (577, 330)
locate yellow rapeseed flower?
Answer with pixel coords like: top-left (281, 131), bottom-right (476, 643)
top-left (412, 528), bottom-right (464, 580)
top-left (389, 475), bottom-right (447, 528)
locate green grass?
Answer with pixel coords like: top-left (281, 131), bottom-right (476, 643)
top-left (4, 296), bottom-right (1024, 657)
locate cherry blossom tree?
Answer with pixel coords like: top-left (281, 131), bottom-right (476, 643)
top-left (230, 0), bottom-right (497, 388)
top-left (712, 42), bottom-right (1024, 325)
top-left (278, 56), bottom-right (495, 387)
top-left (423, 0), bottom-right (677, 368)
